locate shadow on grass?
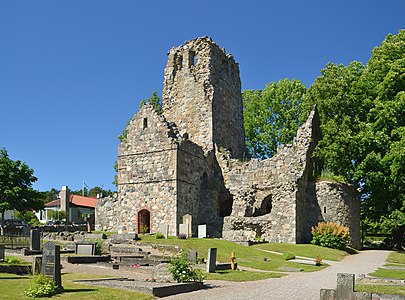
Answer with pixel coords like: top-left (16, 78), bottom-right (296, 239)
top-left (0, 276), bottom-right (30, 280)
top-left (62, 288), bottom-right (98, 293)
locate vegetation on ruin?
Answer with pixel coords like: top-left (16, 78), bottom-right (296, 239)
top-left (0, 273), bottom-right (154, 300)
top-left (243, 30), bottom-right (405, 248)
top-left (139, 91), bottom-right (162, 114)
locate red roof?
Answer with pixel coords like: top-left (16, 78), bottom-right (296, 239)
top-left (44, 195), bottom-right (98, 208)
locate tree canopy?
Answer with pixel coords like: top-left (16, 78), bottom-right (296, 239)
top-left (0, 148), bottom-right (42, 230)
top-left (243, 79), bottom-right (307, 159)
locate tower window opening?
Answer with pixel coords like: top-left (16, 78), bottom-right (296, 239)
top-left (189, 51), bottom-right (196, 67)
top-left (323, 206), bottom-right (327, 213)
top-left (143, 118), bottom-right (148, 129)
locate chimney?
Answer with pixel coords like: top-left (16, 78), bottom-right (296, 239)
top-left (60, 186), bottom-right (70, 213)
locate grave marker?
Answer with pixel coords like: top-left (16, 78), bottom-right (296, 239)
top-left (320, 273), bottom-right (372, 300)
top-left (206, 248), bottom-right (217, 273)
top-left (198, 224), bottom-right (207, 238)
top-left (179, 224), bottom-right (189, 238)
top-left (30, 229), bottom-right (41, 251)
top-left (152, 263), bottom-right (175, 282)
top-left (41, 242), bottom-right (62, 291)
top-left (182, 214), bottom-right (192, 237)
top-left (159, 224), bottom-right (169, 239)
top-left (0, 244), bottom-right (4, 262)
top-left (187, 250), bottom-right (197, 263)
top-left (75, 242), bottom-right (96, 255)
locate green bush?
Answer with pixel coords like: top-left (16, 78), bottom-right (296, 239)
top-left (282, 251), bottom-right (296, 260)
top-left (154, 232), bottom-right (165, 239)
top-left (25, 274), bottom-right (58, 298)
top-left (169, 251), bottom-right (203, 283)
top-left (94, 239), bottom-right (104, 255)
top-left (6, 256), bottom-right (24, 264)
top-left (311, 222), bottom-right (349, 250)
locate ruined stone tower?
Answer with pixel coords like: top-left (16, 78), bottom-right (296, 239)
top-left (96, 37), bottom-right (360, 249)
top-left (162, 37), bottom-right (246, 159)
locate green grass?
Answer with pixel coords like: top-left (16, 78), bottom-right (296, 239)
top-left (387, 251), bottom-right (405, 264)
top-left (356, 284), bottom-right (405, 296)
top-left (370, 268), bottom-right (405, 280)
top-left (252, 242), bottom-right (349, 261)
top-left (0, 273), bottom-right (154, 300)
top-left (137, 235), bottom-right (331, 272)
top-left (204, 270), bottom-right (285, 281)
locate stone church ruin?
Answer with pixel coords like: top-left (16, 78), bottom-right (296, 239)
top-left (96, 37), bottom-right (360, 248)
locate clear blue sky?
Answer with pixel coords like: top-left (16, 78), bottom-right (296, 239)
top-left (1, 1), bottom-right (404, 192)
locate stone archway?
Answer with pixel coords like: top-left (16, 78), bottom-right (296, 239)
top-left (137, 209), bottom-right (151, 234)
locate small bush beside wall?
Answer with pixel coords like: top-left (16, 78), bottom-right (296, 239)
top-left (311, 222), bottom-right (349, 250)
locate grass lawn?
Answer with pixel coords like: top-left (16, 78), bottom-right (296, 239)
top-left (137, 235), bottom-right (335, 272)
top-left (356, 284), bottom-right (405, 296)
top-left (370, 252), bottom-right (405, 280)
top-left (252, 242), bottom-right (349, 261)
top-left (0, 273), bottom-right (154, 300)
top-left (204, 269), bottom-right (285, 281)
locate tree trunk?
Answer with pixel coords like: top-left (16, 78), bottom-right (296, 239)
top-left (392, 225), bottom-right (405, 250)
top-left (0, 210), bottom-right (4, 236)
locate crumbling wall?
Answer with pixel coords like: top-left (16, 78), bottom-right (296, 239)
top-left (220, 108), bottom-right (321, 244)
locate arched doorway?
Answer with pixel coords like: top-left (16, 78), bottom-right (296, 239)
top-left (137, 209), bottom-right (151, 234)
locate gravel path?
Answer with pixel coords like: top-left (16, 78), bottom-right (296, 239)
top-left (164, 250), bottom-right (391, 300)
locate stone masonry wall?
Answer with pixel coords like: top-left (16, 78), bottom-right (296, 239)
top-left (316, 181), bottom-right (361, 249)
top-left (162, 37), bottom-right (245, 159)
top-left (219, 108), bottom-right (321, 244)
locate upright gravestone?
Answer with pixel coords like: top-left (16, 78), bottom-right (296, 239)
top-left (75, 242), bottom-right (96, 255)
top-left (182, 214), bottom-right (192, 237)
top-left (0, 244), bottom-right (5, 262)
top-left (206, 248), bottom-right (217, 273)
top-left (159, 224), bottom-right (169, 239)
top-left (41, 242), bottom-right (62, 291)
top-left (198, 224), bottom-right (207, 238)
top-left (187, 249), bottom-right (197, 263)
top-left (179, 224), bottom-right (189, 238)
top-left (30, 229), bottom-right (41, 251)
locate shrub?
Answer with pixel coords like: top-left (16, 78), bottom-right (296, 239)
top-left (311, 222), bottom-right (349, 250)
top-left (25, 274), bottom-right (58, 298)
top-left (139, 224), bottom-right (149, 234)
top-left (6, 256), bottom-right (24, 264)
top-left (95, 239), bottom-right (104, 255)
top-left (168, 251), bottom-right (203, 283)
top-left (154, 232), bottom-right (165, 239)
top-left (282, 251), bottom-right (296, 261)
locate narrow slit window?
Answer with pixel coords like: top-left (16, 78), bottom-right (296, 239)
top-left (189, 51), bottom-right (196, 67)
top-left (143, 118), bottom-right (148, 129)
top-left (323, 206), bottom-right (327, 213)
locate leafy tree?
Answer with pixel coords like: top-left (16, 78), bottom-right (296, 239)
top-left (0, 148), bottom-right (42, 233)
top-left (243, 79), bottom-right (307, 159)
top-left (139, 91), bottom-right (162, 114)
top-left (14, 210), bottom-right (41, 226)
top-left (303, 30), bottom-right (405, 248)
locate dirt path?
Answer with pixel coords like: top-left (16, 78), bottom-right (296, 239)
top-left (163, 250), bottom-right (391, 300)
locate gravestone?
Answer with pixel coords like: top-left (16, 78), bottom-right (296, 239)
top-left (75, 242), bottom-right (96, 255)
top-left (30, 229), bottom-right (41, 251)
top-left (32, 255), bottom-right (42, 275)
top-left (179, 224), bottom-right (189, 238)
top-left (187, 249), bottom-right (197, 263)
top-left (198, 224), bottom-right (207, 238)
top-left (320, 273), bottom-right (372, 300)
top-left (159, 224), bottom-right (169, 239)
top-left (182, 214), bottom-right (192, 237)
top-left (206, 248), bottom-right (217, 273)
top-left (41, 242), bottom-right (62, 291)
top-left (153, 263), bottom-right (175, 282)
top-left (0, 244), bottom-right (4, 262)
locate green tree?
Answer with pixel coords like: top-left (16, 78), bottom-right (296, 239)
top-left (243, 79), bottom-right (307, 159)
top-left (0, 148), bottom-right (42, 233)
top-left (303, 30), bottom-right (405, 248)
top-left (139, 91), bottom-right (162, 114)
